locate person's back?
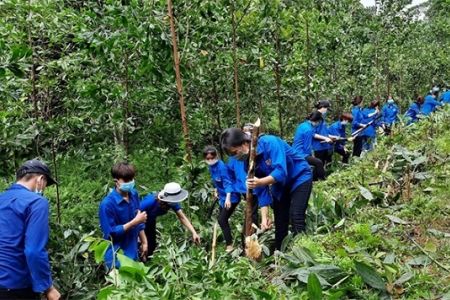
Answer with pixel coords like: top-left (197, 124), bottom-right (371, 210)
top-left (422, 93), bottom-right (442, 115)
top-left (328, 120), bottom-right (346, 150)
top-left (441, 90), bottom-right (450, 103)
top-left (382, 102), bottom-right (399, 126)
top-left (0, 159), bottom-right (59, 300)
top-left (312, 119), bottom-right (331, 152)
top-left (404, 96), bottom-right (425, 125)
top-left (361, 107), bottom-right (377, 139)
top-left (292, 121), bottom-right (314, 158)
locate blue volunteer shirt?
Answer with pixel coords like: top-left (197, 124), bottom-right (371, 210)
top-left (292, 121), bottom-right (314, 157)
top-left (228, 156), bottom-right (273, 207)
top-left (99, 188), bottom-right (144, 268)
top-left (421, 95), bottom-right (443, 115)
top-left (328, 121), bottom-right (347, 150)
top-left (351, 106), bottom-right (364, 134)
top-left (404, 102), bottom-right (421, 124)
top-left (382, 103), bottom-right (399, 126)
top-left (312, 119), bottom-right (331, 151)
top-left (249, 135), bottom-right (312, 201)
top-left (441, 91), bottom-right (450, 103)
top-left (139, 193), bottom-right (181, 219)
top-left (361, 108), bottom-right (379, 138)
top-left (208, 160), bottom-right (240, 208)
top-left (0, 184), bottom-right (53, 292)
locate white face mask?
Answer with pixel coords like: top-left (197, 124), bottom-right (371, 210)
top-left (34, 176), bottom-right (44, 196)
top-left (205, 158), bottom-right (219, 166)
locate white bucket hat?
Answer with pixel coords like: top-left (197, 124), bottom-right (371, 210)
top-left (158, 182), bottom-right (188, 203)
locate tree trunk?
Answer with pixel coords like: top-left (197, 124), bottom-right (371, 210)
top-left (168, 0), bottom-right (192, 163)
top-left (274, 19), bottom-right (283, 138)
top-left (375, 35), bottom-right (380, 101)
top-left (231, 0), bottom-right (241, 128)
top-left (305, 18), bottom-right (311, 113)
top-left (124, 52), bottom-right (130, 158)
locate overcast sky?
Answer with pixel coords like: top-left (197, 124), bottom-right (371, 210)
top-left (360, 0), bottom-right (427, 7)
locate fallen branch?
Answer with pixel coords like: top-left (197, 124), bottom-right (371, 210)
top-left (405, 233), bottom-right (450, 272)
top-left (211, 222), bottom-right (218, 266)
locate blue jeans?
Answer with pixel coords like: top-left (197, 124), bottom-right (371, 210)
top-left (273, 179), bottom-right (313, 250)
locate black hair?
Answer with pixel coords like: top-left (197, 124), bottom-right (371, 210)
top-left (352, 95), bottom-right (363, 106)
top-left (432, 90), bottom-right (439, 96)
top-left (203, 145), bottom-right (218, 158)
top-left (339, 112), bottom-right (353, 122)
top-left (369, 100), bottom-right (380, 109)
top-left (111, 162), bottom-right (136, 181)
top-left (242, 123), bottom-right (253, 133)
top-left (308, 111), bottom-right (323, 122)
top-left (220, 128), bottom-right (250, 155)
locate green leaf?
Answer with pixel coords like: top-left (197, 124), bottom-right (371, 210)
top-left (280, 232), bottom-right (294, 252)
top-left (307, 272), bottom-right (323, 300)
top-left (407, 255), bottom-right (431, 266)
top-left (423, 241), bottom-right (437, 253)
top-left (0, 67), bottom-right (5, 77)
top-left (354, 260), bottom-right (387, 291)
top-left (97, 286), bottom-right (113, 300)
top-left (358, 186), bottom-right (373, 200)
top-left (386, 215), bottom-right (409, 225)
top-left (94, 241), bottom-right (110, 263)
top-left (394, 272), bottom-right (414, 285)
top-left (7, 64), bottom-right (24, 78)
top-left (117, 253), bottom-right (149, 276)
top-left (250, 288), bottom-right (273, 299)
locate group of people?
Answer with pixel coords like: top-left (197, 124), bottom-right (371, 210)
top-left (1, 83), bottom-right (448, 299)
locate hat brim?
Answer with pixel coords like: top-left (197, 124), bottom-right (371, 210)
top-left (46, 175), bottom-right (57, 186)
top-left (158, 189), bottom-right (188, 203)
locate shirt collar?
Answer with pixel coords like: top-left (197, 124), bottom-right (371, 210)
top-left (110, 188), bottom-right (127, 204)
top-left (8, 183), bottom-right (30, 191)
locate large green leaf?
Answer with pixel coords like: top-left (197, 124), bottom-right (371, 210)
top-left (354, 260), bottom-right (387, 291)
top-left (307, 272), bottom-right (323, 300)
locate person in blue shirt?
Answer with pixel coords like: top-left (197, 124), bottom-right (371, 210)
top-left (381, 95), bottom-right (399, 135)
top-left (361, 100), bottom-right (380, 151)
top-left (203, 146), bottom-right (240, 252)
top-left (327, 112), bottom-right (354, 164)
top-left (441, 84), bottom-right (450, 103)
top-left (0, 159), bottom-right (60, 300)
top-left (312, 100), bottom-right (333, 168)
top-left (422, 91), bottom-right (443, 115)
top-left (140, 182), bottom-right (200, 258)
top-left (351, 95), bottom-right (367, 157)
top-left (293, 111), bottom-right (329, 181)
top-left (99, 162), bottom-right (148, 268)
top-left (404, 95), bottom-right (425, 125)
top-left (220, 128), bottom-right (313, 251)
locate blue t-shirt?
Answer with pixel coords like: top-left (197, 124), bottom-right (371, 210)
top-left (422, 95), bottom-right (443, 115)
top-left (140, 193), bottom-right (181, 219)
top-left (249, 135), bottom-right (312, 200)
top-left (207, 160), bottom-right (240, 208)
top-left (328, 121), bottom-right (348, 150)
top-left (0, 184), bottom-right (53, 292)
top-left (382, 103), bottom-right (399, 125)
top-left (441, 91), bottom-right (450, 103)
top-left (361, 108), bottom-right (379, 138)
top-left (292, 121), bottom-right (314, 157)
top-left (99, 188), bottom-right (144, 268)
top-left (404, 102), bottom-right (421, 124)
top-left (312, 119), bottom-right (331, 151)
top-left (351, 106), bottom-right (364, 134)
top-left (228, 157), bottom-right (272, 207)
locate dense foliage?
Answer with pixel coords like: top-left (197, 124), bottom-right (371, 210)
top-left (1, 0), bottom-right (450, 299)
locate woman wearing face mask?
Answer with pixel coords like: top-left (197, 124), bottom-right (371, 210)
top-left (361, 100), bottom-right (380, 151)
top-left (220, 128), bottom-right (312, 251)
top-left (139, 182), bottom-right (200, 258)
top-left (327, 112), bottom-right (354, 164)
top-left (422, 90), bottom-right (444, 116)
top-left (381, 96), bottom-right (399, 136)
top-left (203, 146), bottom-right (240, 252)
top-left (312, 100), bottom-right (333, 167)
top-left (293, 111), bottom-right (327, 181)
top-left (351, 95), bottom-right (367, 157)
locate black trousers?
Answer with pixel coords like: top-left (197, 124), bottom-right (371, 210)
top-left (218, 203), bottom-right (239, 246)
top-left (145, 218), bottom-right (157, 257)
top-left (273, 179), bottom-right (313, 250)
top-left (334, 148), bottom-right (350, 164)
top-left (314, 149), bottom-right (332, 167)
top-left (0, 287), bottom-right (39, 299)
top-left (352, 135), bottom-right (363, 157)
top-left (305, 155), bottom-right (326, 181)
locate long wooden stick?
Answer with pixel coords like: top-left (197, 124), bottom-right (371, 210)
top-left (167, 0), bottom-right (192, 163)
top-left (245, 118), bottom-right (260, 237)
top-left (211, 222), bottom-right (218, 266)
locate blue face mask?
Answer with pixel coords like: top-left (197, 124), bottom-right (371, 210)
top-left (322, 110), bottom-right (328, 117)
top-left (119, 181), bottom-right (135, 192)
top-left (341, 121), bottom-right (349, 127)
top-left (433, 87), bottom-right (440, 92)
top-left (388, 99), bottom-right (394, 104)
top-left (311, 122), bottom-right (319, 128)
top-left (233, 150), bottom-right (249, 162)
top-left (34, 176), bottom-right (44, 196)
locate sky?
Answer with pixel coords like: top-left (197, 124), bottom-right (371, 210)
top-left (360, 0), bottom-right (427, 7)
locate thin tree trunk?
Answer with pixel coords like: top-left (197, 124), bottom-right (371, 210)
top-left (305, 18), bottom-right (311, 113)
top-left (375, 36), bottom-right (380, 101)
top-left (333, 56), bottom-right (340, 113)
top-left (124, 52), bottom-right (130, 157)
top-left (274, 19), bottom-right (283, 138)
top-left (231, 0), bottom-right (241, 128)
top-left (46, 85), bottom-right (61, 223)
top-left (212, 80), bottom-right (224, 158)
top-left (386, 48), bottom-right (390, 97)
top-left (168, 0), bottom-right (192, 162)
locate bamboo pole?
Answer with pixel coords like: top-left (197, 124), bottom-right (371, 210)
top-left (211, 222), bottom-right (218, 265)
top-left (245, 119), bottom-right (260, 237)
top-left (167, 0), bottom-right (192, 162)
